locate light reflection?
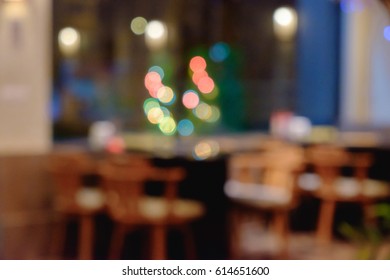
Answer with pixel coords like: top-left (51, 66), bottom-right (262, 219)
top-left (130, 17), bottom-right (148, 35)
top-left (177, 119), bottom-right (194, 136)
top-left (182, 90), bottom-right (200, 109)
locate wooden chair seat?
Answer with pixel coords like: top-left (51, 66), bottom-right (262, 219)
top-left (108, 196), bottom-right (204, 224)
top-left (224, 179), bottom-right (293, 209)
top-left (55, 188), bottom-right (106, 215)
top-left (299, 173), bottom-right (390, 200)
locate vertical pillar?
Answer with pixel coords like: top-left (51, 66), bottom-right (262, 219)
top-left (0, 0), bottom-right (52, 154)
top-left (296, 0), bottom-right (340, 125)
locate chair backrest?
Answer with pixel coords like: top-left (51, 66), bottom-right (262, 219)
top-left (306, 145), bottom-right (373, 195)
top-left (47, 152), bottom-right (94, 204)
top-left (229, 145), bottom-right (304, 192)
top-left (99, 157), bottom-right (186, 220)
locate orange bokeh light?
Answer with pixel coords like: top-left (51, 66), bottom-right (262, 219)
top-left (197, 76), bottom-right (215, 94)
top-left (189, 56), bottom-right (207, 72)
top-left (192, 70), bottom-right (208, 85)
top-left (144, 71), bottom-right (163, 98)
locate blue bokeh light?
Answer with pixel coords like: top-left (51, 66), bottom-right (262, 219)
top-left (177, 119), bottom-right (194, 136)
top-left (209, 42), bottom-right (230, 63)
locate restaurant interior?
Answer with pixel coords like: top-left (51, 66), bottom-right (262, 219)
top-left (1, 0), bottom-right (390, 260)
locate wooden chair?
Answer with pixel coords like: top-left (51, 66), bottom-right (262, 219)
top-left (224, 144), bottom-right (305, 258)
top-left (303, 145), bottom-right (390, 244)
top-left (47, 152), bottom-right (105, 259)
top-left (99, 159), bottom-right (205, 259)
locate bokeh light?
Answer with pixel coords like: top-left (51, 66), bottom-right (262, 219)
top-left (148, 66), bottom-right (165, 79)
top-left (384, 26), bottom-right (390, 42)
top-left (209, 42), bottom-right (230, 62)
top-left (197, 76), bottom-right (215, 94)
top-left (147, 107), bottom-right (164, 124)
top-left (144, 71), bottom-right (163, 97)
top-left (273, 7), bottom-right (294, 26)
top-left (105, 136), bottom-right (126, 154)
top-left (189, 56), bottom-right (207, 72)
top-left (58, 27), bottom-right (80, 56)
top-left (194, 102), bottom-right (212, 120)
top-left (192, 70), bottom-right (208, 85)
top-left (205, 106), bottom-right (221, 123)
top-left (177, 119), bottom-right (194, 136)
top-left (160, 106), bottom-right (172, 118)
top-left (145, 20), bottom-right (168, 50)
top-left (193, 140), bottom-right (220, 160)
top-left (59, 27), bottom-right (79, 46)
top-left (143, 98), bottom-right (160, 115)
top-left (157, 86), bottom-right (175, 104)
top-left (287, 116), bottom-right (312, 141)
top-left (130, 17), bottom-right (148, 35)
top-left (145, 20), bottom-right (166, 39)
top-left (182, 90), bottom-right (200, 109)
top-left (273, 6), bottom-right (297, 41)
top-left (158, 116), bottom-right (177, 135)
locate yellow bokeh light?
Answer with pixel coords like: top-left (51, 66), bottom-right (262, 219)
top-left (158, 117), bottom-right (176, 135)
top-left (147, 107), bottom-right (164, 124)
top-left (130, 16), bottom-right (148, 35)
top-left (194, 102), bottom-right (212, 120)
top-left (205, 106), bottom-right (221, 123)
top-left (157, 86), bottom-right (175, 104)
top-left (143, 98), bottom-right (160, 115)
top-left (193, 140), bottom-right (220, 160)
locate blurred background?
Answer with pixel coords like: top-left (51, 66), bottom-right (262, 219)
top-left (1, 0), bottom-right (390, 260)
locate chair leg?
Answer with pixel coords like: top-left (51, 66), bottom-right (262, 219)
top-left (273, 211), bottom-right (289, 259)
top-left (150, 225), bottom-right (167, 260)
top-left (316, 200), bottom-right (336, 244)
top-left (362, 202), bottom-right (377, 227)
top-left (109, 224), bottom-right (127, 260)
top-left (179, 224), bottom-right (197, 260)
top-left (228, 207), bottom-right (242, 259)
top-left (49, 214), bottom-right (67, 259)
top-left (78, 214), bottom-right (94, 260)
